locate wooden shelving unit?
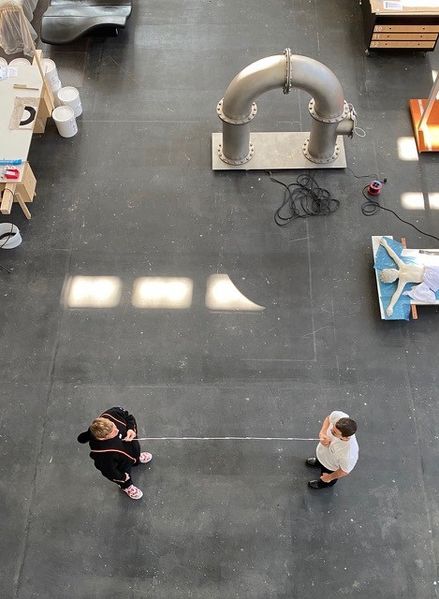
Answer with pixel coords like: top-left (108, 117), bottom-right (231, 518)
top-left (361, 1), bottom-right (439, 53)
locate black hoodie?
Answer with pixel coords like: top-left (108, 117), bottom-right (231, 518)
top-left (78, 406), bottom-right (140, 484)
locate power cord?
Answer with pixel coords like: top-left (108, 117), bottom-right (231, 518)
top-left (347, 104), bottom-right (366, 139)
top-left (346, 166), bottom-right (379, 180)
top-left (269, 172), bottom-right (340, 227)
top-left (361, 184), bottom-right (439, 242)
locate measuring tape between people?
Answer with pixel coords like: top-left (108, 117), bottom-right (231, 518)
top-left (135, 436), bottom-right (319, 441)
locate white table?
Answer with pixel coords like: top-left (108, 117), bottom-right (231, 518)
top-left (0, 59), bottom-right (52, 218)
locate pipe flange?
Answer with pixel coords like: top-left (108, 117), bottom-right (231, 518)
top-left (283, 47), bottom-right (293, 94)
top-left (308, 99), bottom-right (350, 124)
top-left (217, 142), bottom-right (255, 165)
top-left (302, 138), bottom-right (340, 164)
top-left (216, 98), bottom-right (257, 125)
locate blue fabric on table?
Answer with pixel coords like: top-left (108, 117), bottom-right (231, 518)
top-left (374, 237), bottom-right (415, 321)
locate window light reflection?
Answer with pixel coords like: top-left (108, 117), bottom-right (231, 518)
top-left (64, 276), bottom-right (122, 308)
top-left (132, 277), bottom-right (193, 309)
top-left (428, 193), bottom-right (439, 210)
top-left (397, 137), bottom-right (419, 161)
top-left (401, 192), bottom-right (439, 210)
top-left (205, 274), bottom-right (265, 311)
top-left (401, 192), bottom-right (425, 210)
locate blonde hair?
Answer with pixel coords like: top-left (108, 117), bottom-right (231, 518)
top-left (90, 417), bottom-right (113, 439)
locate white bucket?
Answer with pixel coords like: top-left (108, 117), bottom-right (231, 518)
top-left (52, 105), bottom-right (78, 138)
top-left (9, 58), bottom-right (31, 67)
top-left (43, 58), bottom-right (62, 92)
top-left (57, 86), bottom-right (82, 117)
top-left (0, 223), bottom-right (22, 249)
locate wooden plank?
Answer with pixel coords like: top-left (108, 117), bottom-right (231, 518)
top-left (32, 50), bottom-right (55, 113)
top-left (0, 185), bottom-right (15, 215)
top-left (15, 192), bottom-right (31, 219)
top-left (374, 24), bottom-right (439, 31)
top-left (20, 163), bottom-right (36, 203)
top-left (372, 236), bottom-right (387, 320)
top-left (370, 40), bottom-right (436, 47)
top-left (372, 32), bottom-right (437, 39)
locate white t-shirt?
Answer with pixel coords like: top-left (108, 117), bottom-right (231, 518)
top-left (316, 410), bottom-right (359, 473)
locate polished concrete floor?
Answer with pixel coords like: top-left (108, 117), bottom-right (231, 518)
top-left (2, 1), bottom-right (439, 598)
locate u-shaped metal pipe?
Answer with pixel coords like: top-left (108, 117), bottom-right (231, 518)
top-left (217, 52), bottom-right (351, 164)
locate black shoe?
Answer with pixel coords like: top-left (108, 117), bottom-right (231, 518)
top-left (308, 479), bottom-right (326, 489)
top-left (305, 457), bottom-right (319, 467)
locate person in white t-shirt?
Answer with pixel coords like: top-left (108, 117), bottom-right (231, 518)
top-left (306, 410), bottom-right (359, 490)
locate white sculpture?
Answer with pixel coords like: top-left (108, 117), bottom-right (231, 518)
top-left (379, 237), bottom-right (439, 316)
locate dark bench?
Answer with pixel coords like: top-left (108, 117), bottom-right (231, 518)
top-left (41, 0), bottom-right (132, 45)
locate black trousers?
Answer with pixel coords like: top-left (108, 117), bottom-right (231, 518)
top-left (314, 456), bottom-right (337, 487)
top-left (117, 441), bottom-right (141, 489)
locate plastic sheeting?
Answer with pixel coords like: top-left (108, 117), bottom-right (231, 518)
top-left (0, 0), bottom-right (37, 56)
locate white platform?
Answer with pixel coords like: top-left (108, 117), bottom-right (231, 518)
top-left (372, 235), bottom-right (439, 319)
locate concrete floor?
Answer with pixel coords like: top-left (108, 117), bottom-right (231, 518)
top-left (2, 1), bottom-right (439, 597)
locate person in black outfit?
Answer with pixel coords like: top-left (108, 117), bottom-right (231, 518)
top-left (77, 406), bottom-right (152, 500)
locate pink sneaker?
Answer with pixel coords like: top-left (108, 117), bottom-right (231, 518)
top-left (139, 452), bottom-right (153, 464)
top-left (123, 484), bottom-right (143, 500)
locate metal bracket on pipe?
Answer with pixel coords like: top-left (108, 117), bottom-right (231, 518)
top-left (283, 48), bottom-right (293, 94)
top-left (302, 138), bottom-right (341, 164)
top-left (216, 98), bottom-right (257, 125)
top-left (217, 142), bottom-right (255, 165)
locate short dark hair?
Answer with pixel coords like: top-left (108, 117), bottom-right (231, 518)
top-left (335, 417), bottom-right (357, 437)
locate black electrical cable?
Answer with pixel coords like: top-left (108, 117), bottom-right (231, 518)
top-left (361, 185), bottom-right (439, 243)
top-left (269, 172), bottom-right (340, 227)
top-left (346, 166), bottom-right (379, 180)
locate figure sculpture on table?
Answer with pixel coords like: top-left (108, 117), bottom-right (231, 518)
top-left (379, 237), bottom-right (439, 316)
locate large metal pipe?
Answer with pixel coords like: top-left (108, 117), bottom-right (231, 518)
top-left (217, 51), bottom-right (351, 165)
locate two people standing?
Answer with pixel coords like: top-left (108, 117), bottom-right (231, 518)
top-left (78, 407), bottom-right (358, 499)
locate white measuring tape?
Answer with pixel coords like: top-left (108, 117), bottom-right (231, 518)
top-left (136, 436), bottom-right (319, 441)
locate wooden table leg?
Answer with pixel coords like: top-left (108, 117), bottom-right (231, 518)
top-left (18, 163), bottom-right (36, 204)
top-left (15, 193), bottom-right (32, 219)
top-left (0, 185), bottom-right (15, 214)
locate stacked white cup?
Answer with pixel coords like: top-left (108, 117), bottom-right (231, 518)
top-left (57, 86), bottom-right (83, 117)
top-left (43, 58), bottom-right (62, 93)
